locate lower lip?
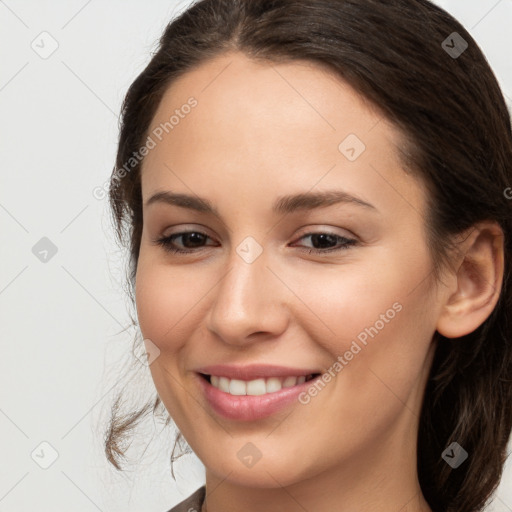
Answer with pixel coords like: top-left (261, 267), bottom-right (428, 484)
top-left (197, 374), bottom-right (320, 421)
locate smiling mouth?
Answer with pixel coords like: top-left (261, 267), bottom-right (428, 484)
top-left (199, 373), bottom-right (321, 396)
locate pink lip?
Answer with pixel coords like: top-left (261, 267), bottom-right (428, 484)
top-left (195, 363), bottom-right (320, 380)
top-left (195, 366), bottom-right (322, 421)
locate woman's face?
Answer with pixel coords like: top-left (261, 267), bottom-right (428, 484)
top-left (135, 51), bottom-right (444, 489)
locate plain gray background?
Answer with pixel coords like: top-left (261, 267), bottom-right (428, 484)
top-left (1, 1), bottom-right (511, 511)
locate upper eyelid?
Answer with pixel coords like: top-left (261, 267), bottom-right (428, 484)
top-left (163, 228), bottom-right (357, 246)
top-left (161, 224), bottom-right (356, 238)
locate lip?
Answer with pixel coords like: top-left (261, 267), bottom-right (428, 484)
top-left (195, 363), bottom-right (320, 380)
top-left (195, 365), bottom-right (322, 421)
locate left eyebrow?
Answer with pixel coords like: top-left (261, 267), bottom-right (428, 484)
top-left (273, 190), bottom-right (378, 214)
top-left (144, 189), bottom-right (378, 216)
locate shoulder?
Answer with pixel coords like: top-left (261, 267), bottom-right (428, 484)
top-left (164, 486), bottom-right (206, 512)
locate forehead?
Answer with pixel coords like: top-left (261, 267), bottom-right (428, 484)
top-left (140, 51), bottom-right (425, 219)
top-left (145, 50), bottom-right (389, 148)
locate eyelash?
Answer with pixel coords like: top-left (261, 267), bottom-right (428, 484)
top-left (153, 230), bottom-right (358, 255)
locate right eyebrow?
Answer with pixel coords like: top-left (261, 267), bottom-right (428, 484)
top-left (145, 191), bottom-right (221, 217)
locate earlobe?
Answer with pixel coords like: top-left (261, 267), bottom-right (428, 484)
top-left (436, 222), bottom-right (504, 339)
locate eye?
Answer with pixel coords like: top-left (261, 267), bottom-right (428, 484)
top-left (291, 231), bottom-right (358, 254)
top-left (153, 230), bottom-right (358, 255)
top-left (153, 230), bottom-right (217, 254)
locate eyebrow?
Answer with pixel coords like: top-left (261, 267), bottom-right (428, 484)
top-left (144, 189), bottom-right (378, 216)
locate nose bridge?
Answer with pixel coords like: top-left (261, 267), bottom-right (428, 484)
top-left (206, 237), bottom-right (288, 343)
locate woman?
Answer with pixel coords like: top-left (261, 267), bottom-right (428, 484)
top-left (105, 1), bottom-right (512, 511)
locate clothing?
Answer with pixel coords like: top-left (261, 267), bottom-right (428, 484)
top-left (165, 486), bottom-right (206, 512)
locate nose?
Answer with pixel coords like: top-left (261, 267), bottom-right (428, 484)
top-left (205, 244), bottom-right (289, 347)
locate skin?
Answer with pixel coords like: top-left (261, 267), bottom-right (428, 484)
top-left (134, 51), bottom-right (504, 512)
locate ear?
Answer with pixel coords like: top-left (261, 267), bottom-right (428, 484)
top-left (436, 221), bottom-right (505, 339)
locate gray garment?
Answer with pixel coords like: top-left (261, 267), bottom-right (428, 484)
top-left (165, 486), bottom-right (206, 512)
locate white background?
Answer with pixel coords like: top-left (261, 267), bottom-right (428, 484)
top-left (1, 1), bottom-right (511, 511)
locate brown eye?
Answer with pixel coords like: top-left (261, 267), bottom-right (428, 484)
top-left (292, 232), bottom-right (358, 254)
top-left (154, 231), bottom-right (216, 254)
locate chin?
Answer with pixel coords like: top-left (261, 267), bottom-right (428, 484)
top-left (205, 459), bottom-right (306, 489)
top-left (196, 437), bottom-right (324, 489)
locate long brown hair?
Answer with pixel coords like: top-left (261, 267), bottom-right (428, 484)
top-left (104, 1), bottom-right (512, 511)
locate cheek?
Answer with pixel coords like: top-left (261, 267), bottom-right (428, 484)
top-left (134, 259), bottom-right (198, 347)
top-left (291, 272), bottom-right (435, 469)
top-left (298, 245), bottom-right (436, 403)
top-left (290, 247), bottom-right (430, 347)
top-left (134, 259), bottom-right (203, 419)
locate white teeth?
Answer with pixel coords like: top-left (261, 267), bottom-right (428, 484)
top-left (246, 378), bottom-right (267, 395)
top-left (218, 377), bottom-right (230, 393)
top-left (266, 377), bottom-right (282, 393)
top-left (283, 376), bottom-right (298, 388)
top-left (208, 374), bottom-right (311, 395)
top-left (229, 379), bottom-right (246, 395)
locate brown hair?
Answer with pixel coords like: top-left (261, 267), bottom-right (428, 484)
top-left (104, 1), bottom-right (512, 511)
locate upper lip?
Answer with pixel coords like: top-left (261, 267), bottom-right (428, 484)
top-left (195, 364), bottom-right (321, 380)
